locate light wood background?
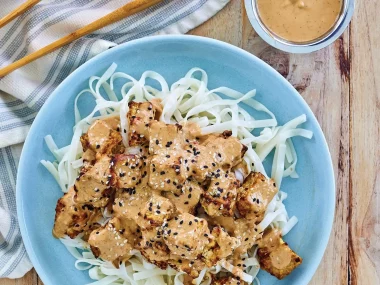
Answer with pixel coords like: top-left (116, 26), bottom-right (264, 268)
top-left (2, 0), bottom-right (379, 284)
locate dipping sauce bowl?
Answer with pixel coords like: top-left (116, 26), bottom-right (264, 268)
top-left (244, 0), bottom-right (355, 53)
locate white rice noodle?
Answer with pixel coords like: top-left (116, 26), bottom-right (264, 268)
top-left (281, 216), bottom-right (299, 236)
top-left (40, 160), bottom-right (66, 192)
top-left (220, 260), bottom-right (253, 284)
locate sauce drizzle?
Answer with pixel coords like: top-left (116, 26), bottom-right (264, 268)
top-left (257, 0), bottom-right (343, 43)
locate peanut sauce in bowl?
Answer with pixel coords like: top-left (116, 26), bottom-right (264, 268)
top-left (245, 0), bottom-right (355, 53)
top-left (257, 0), bottom-right (343, 43)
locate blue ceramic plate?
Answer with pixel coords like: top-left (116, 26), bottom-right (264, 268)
top-left (17, 35), bottom-right (334, 285)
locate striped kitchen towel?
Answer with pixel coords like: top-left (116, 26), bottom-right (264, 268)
top-left (0, 0), bottom-right (229, 278)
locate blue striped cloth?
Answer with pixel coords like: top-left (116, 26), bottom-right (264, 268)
top-left (0, 0), bottom-right (229, 278)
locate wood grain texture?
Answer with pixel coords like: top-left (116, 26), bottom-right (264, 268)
top-left (349, 0), bottom-right (380, 284)
top-left (1, 0), bottom-right (378, 284)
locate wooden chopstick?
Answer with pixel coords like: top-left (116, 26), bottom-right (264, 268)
top-left (0, 0), bottom-right (163, 77)
top-left (0, 0), bottom-right (41, 29)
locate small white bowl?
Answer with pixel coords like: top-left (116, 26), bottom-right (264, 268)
top-left (244, 0), bottom-right (355, 53)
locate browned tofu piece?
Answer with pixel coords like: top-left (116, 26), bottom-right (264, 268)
top-left (186, 144), bottom-right (218, 181)
top-left (81, 118), bottom-right (123, 156)
top-left (163, 180), bottom-right (202, 214)
top-left (136, 194), bottom-right (174, 229)
top-left (148, 152), bottom-right (187, 192)
top-left (233, 218), bottom-right (262, 255)
top-left (202, 131), bottom-right (247, 169)
top-left (148, 121), bottom-right (182, 154)
top-left (102, 116), bottom-right (120, 131)
top-left (181, 122), bottom-right (203, 142)
top-left (187, 133), bottom-right (247, 182)
top-left (212, 276), bottom-right (247, 285)
top-left (202, 226), bottom-right (240, 266)
top-left (257, 228), bottom-right (302, 280)
top-left (74, 155), bottom-right (115, 207)
top-left (53, 187), bottom-right (101, 238)
top-left (112, 183), bottom-right (151, 221)
top-left (201, 172), bottom-right (239, 217)
top-left (163, 213), bottom-right (210, 260)
top-left (150, 98), bottom-right (163, 120)
top-left (127, 101), bottom-right (156, 146)
top-left (232, 160), bottom-right (250, 181)
top-left (88, 217), bottom-right (133, 265)
top-left (138, 226), bottom-right (169, 269)
top-left (112, 154), bottom-right (143, 188)
top-left (168, 257), bottom-right (206, 278)
top-left (236, 172), bottom-right (278, 221)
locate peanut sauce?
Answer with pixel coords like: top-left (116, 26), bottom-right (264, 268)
top-left (257, 0), bottom-right (343, 42)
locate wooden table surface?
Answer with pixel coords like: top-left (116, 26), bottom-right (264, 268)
top-left (2, 0), bottom-right (379, 284)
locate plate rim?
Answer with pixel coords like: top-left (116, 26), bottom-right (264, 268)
top-left (16, 34), bottom-right (335, 285)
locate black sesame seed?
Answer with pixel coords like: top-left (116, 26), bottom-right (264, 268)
top-left (189, 221), bottom-right (192, 225)
top-left (155, 139), bottom-right (159, 145)
top-left (188, 194), bottom-right (192, 198)
top-left (184, 201), bottom-right (189, 205)
top-left (160, 171), bottom-right (165, 175)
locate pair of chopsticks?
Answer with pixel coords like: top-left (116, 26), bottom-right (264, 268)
top-left (0, 0), bottom-right (162, 77)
